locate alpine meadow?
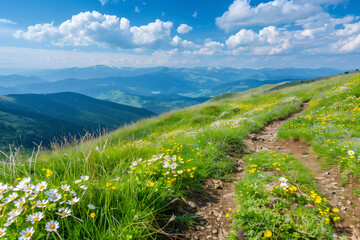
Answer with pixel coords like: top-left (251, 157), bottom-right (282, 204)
top-left (1, 0), bottom-right (360, 239)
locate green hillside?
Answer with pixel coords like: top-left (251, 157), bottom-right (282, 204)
top-left (0, 71), bottom-right (359, 239)
top-left (0, 92), bottom-right (154, 148)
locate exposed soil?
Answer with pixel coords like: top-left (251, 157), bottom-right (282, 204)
top-left (184, 102), bottom-right (360, 239)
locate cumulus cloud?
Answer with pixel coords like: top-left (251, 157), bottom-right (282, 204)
top-left (14, 11), bottom-right (173, 49)
top-left (216, 0), bottom-right (344, 32)
top-left (192, 40), bottom-right (225, 55)
top-left (177, 24), bottom-right (192, 34)
top-left (0, 18), bottom-right (16, 25)
top-left (226, 26), bottom-right (290, 55)
top-left (170, 35), bottom-right (199, 49)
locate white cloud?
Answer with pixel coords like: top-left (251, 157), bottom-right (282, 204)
top-left (99, 0), bottom-right (108, 6)
top-left (192, 40), bottom-right (224, 55)
top-left (177, 24), bottom-right (192, 34)
top-left (226, 26), bottom-right (290, 55)
top-left (135, 6), bottom-right (140, 13)
top-left (336, 21), bottom-right (360, 36)
top-left (216, 0), bottom-right (344, 32)
top-left (226, 29), bottom-right (256, 48)
top-left (192, 11), bottom-right (197, 18)
top-left (170, 35), bottom-right (199, 49)
top-left (130, 19), bottom-right (173, 46)
top-left (14, 11), bottom-right (173, 49)
top-left (332, 34), bottom-right (360, 53)
top-left (0, 18), bottom-right (16, 25)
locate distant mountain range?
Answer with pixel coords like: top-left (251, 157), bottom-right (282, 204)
top-left (0, 66), bottom-right (342, 114)
top-left (0, 92), bottom-right (154, 148)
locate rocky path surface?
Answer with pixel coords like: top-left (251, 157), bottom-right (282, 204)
top-left (185, 103), bottom-right (360, 239)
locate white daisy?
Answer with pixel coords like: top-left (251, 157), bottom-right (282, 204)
top-left (27, 212), bottom-right (44, 224)
top-left (67, 197), bottom-right (80, 205)
top-left (0, 227), bottom-right (6, 237)
top-left (279, 177), bottom-right (288, 183)
top-left (4, 217), bottom-right (15, 227)
top-left (79, 185), bottom-right (88, 190)
top-left (48, 193), bottom-right (62, 202)
top-left (88, 204), bottom-right (96, 209)
top-left (8, 208), bottom-right (23, 218)
top-left (5, 192), bottom-right (18, 203)
top-left (45, 189), bottom-right (58, 197)
top-left (348, 150), bottom-right (355, 156)
top-left (0, 183), bottom-right (9, 194)
top-left (14, 197), bottom-right (26, 208)
top-left (58, 207), bottom-right (71, 218)
top-left (45, 220), bottom-right (59, 232)
top-left (36, 199), bottom-right (49, 208)
top-left (280, 182), bottom-right (289, 190)
top-left (22, 184), bottom-right (35, 193)
top-left (74, 179), bottom-right (82, 184)
top-left (61, 184), bottom-right (70, 191)
top-left (80, 175), bottom-right (89, 181)
top-left (18, 227), bottom-right (35, 240)
top-left (69, 190), bottom-right (77, 196)
top-left (18, 177), bottom-right (31, 187)
top-left (28, 193), bottom-right (38, 201)
top-left (35, 181), bottom-right (48, 192)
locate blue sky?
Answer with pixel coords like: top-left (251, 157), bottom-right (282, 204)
top-left (0, 0), bottom-right (359, 69)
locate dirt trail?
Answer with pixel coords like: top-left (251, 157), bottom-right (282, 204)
top-left (185, 102), bottom-right (360, 239)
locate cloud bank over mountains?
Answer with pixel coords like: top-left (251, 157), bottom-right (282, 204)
top-left (3, 0), bottom-right (360, 68)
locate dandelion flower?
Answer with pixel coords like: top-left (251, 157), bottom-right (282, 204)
top-left (18, 227), bottom-right (35, 240)
top-left (0, 227), bottom-right (6, 237)
top-left (27, 212), bottom-right (44, 224)
top-left (58, 207), bottom-right (71, 218)
top-left (45, 220), bottom-right (59, 232)
top-left (332, 208), bottom-right (339, 213)
top-left (264, 230), bottom-right (272, 238)
top-left (36, 199), bottom-right (49, 208)
top-left (90, 213), bottom-right (96, 218)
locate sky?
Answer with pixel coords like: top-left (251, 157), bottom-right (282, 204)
top-left (0, 0), bottom-right (360, 69)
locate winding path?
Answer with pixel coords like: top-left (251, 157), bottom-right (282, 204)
top-left (185, 103), bottom-right (360, 239)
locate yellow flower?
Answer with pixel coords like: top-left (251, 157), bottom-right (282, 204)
top-left (225, 213), bottom-right (229, 218)
top-left (90, 213), bottom-right (96, 218)
top-left (111, 186), bottom-right (117, 190)
top-left (146, 182), bottom-right (155, 187)
top-left (332, 208), bottom-right (339, 213)
top-left (264, 230), bottom-right (272, 238)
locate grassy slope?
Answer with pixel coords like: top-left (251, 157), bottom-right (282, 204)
top-left (0, 92), bottom-right (154, 148)
top-left (0, 72), bottom-right (358, 239)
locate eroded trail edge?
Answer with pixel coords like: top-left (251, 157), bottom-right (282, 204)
top-left (185, 102), bottom-right (360, 239)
